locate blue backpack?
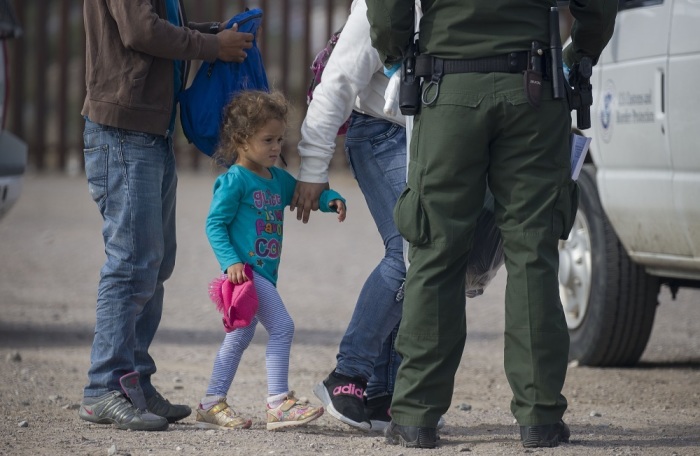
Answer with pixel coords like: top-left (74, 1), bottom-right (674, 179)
top-left (178, 8), bottom-right (268, 156)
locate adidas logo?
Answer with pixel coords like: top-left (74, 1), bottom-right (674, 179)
top-left (333, 383), bottom-right (364, 399)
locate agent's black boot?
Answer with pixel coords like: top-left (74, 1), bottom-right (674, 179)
top-left (384, 421), bottom-right (438, 449)
top-left (520, 420), bottom-right (570, 448)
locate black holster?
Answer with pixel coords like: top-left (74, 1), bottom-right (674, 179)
top-left (399, 38), bottom-right (421, 116)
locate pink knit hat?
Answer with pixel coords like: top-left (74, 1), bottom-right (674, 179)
top-left (208, 264), bottom-right (259, 332)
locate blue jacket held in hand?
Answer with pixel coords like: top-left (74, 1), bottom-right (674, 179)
top-left (179, 8), bottom-right (269, 156)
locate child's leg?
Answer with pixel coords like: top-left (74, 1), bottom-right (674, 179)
top-left (204, 318), bottom-right (258, 398)
top-left (253, 273), bottom-right (325, 430)
top-left (196, 320), bottom-right (257, 430)
top-left (252, 273), bottom-right (293, 396)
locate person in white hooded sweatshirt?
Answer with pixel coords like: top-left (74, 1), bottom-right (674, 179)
top-left (290, 0), bottom-right (414, 433)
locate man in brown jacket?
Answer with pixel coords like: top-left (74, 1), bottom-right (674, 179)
top-left (78, 0), bottom-right (254, 431)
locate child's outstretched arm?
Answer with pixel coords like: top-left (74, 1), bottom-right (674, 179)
top-left (279, 169), bottom-right (345, 221)
top-left (291, 181), bottom-right (329, 224)
top-left (319, 189), bottom-right (347, 222)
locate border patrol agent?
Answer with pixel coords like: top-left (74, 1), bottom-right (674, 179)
top-left (366, 0), bottom-right (617, 449)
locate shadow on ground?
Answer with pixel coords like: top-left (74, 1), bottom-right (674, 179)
top-left (0, 322), bottom-right (345, 348)
top-left (440, 422), bottom-right (700, 451)
top-left (0, 321), bottom-right (505, 349)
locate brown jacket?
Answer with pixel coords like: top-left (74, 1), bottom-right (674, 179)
top-left (82, 0), bottom-right (220, 136)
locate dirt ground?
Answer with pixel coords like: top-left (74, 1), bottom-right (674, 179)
top-left (1, 170), bottom-right (699, 456)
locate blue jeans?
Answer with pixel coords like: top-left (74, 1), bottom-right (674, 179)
top-left (82, 119), bottom-right (177, 399)
top-left (336, 112), bottom-right (406, 399)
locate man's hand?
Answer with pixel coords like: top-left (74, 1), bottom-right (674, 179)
top-left (216, 23), bottom-right (253, 63)
top-left (290, 181), bottom-right (329, 224)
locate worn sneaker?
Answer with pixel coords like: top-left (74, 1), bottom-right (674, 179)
top-left (266, 391), bottom-right (324, 431)
top-left (79, 391), bottom-right (168, 431)
top-left (385, 421), bottom-right (438, 448)
top-left (365, 395), bottom-right (446, 433)
top-left (146, 392), bottom-right (191, 423)
top-left (313, 371), bottom-right (370, 431)
top-left (520, 420), bottom-right (571, 448)
top-left (195, 398), bottom-right (252, 430)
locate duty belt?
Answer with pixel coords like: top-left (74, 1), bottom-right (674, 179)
top-left (414, 51), bottom-right (530, 78)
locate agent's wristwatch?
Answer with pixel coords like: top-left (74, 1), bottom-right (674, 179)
top-left (209, 23), bottom-right (220, 34)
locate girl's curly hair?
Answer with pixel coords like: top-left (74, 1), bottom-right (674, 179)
top-left (213, 90), bottom-right (289, 168)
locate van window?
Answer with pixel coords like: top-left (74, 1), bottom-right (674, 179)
top-left (619, 0), bottom-right (663, 12)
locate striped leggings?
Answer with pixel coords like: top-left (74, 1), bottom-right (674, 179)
top-left (205, 271), bottom-right (294, 397)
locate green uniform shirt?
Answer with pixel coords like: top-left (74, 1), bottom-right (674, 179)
top-left (367, 0), bottom-right (617, 67)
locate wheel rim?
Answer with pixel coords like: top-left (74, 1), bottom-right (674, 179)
top-left (559, 209), bottom-right (592, 329)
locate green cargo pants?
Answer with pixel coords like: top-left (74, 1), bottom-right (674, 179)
top-left (392, 71), bottom-right (577, 427)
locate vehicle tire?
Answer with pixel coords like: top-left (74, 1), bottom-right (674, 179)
top-left (558, 164), bottom-right (660, 366)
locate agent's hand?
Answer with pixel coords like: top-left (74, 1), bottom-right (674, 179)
top-left (329, 199), bottom-right (347, 222)
top-left (226, 262), bottom-right (249, 285)
top-left (290, 181), bottom-right (329, 224)
top-left (216, 24), bottom-right (253, 63)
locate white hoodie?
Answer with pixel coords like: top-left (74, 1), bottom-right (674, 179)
top-left (296, 0), bottom-right (406, 184)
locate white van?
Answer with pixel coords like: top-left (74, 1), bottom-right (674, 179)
top-left (559, 0), bottom-right (700, 366)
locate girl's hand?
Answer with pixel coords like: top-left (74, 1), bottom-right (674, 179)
top-left (226, 263), bottom-right (249, 284)
top-left (329, 200), bottom-right (347, 222)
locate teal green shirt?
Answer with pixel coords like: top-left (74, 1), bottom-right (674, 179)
top-left (206, 165), bottom-right (345, 286)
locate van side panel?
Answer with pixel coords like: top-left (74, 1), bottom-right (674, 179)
top-left (592, 1), bottom-right (691, 258)
top-left (668, 0), bottom-right (700, 260)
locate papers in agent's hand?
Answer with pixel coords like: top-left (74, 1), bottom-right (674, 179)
top-left (570, 133), bottom-right (592, 180)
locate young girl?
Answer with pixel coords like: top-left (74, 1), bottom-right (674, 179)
top-left (196, 91), bottom-right (346, 431)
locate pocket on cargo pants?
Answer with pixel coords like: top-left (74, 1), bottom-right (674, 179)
top-left (394, 162), bottom-right (430, 246)
top-left (552, 179), bottom-right (580, 240)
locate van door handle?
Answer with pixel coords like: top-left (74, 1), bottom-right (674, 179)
top-left (655, 68), bottom-right (665, 115)
top-left (655, 68), bottom-right (665, 133)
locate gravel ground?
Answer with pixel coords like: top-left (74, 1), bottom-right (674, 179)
top-left (1, 171), bottom-right (699, 456)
